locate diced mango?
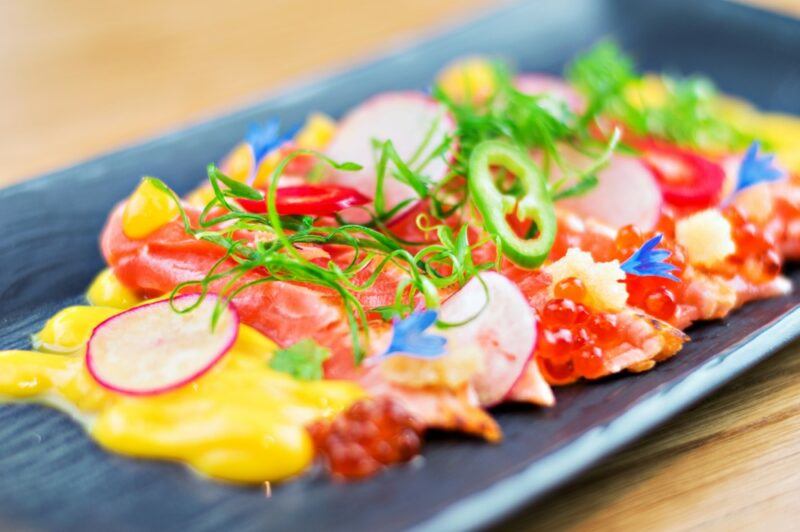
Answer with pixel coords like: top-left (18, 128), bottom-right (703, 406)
top-left (184, 183), bottom-right (216, 208)
top-left (295, 113), bottom-right (336, 150)
top-left (122, 178), bottom-right (179, 239)
top-left (219, 142), bottom-right (255, 183)
top-left (437, 56), bottom-right (497, 105)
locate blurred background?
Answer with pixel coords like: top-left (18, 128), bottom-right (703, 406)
top-left (1, 0), bottom-right (796, 186)
top-left (1, 0), bottom-right (799, 530)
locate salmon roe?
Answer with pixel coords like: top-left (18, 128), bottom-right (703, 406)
top-left (553, 276), bottom-right (587, 302)
top-left (614, 223), bottom-right (683, 323)
top-left (614, 224), bottom-right (644, 255)
top-left (537, 296), bottom-right (621, 381)
top-left (308, 397), bottom-right (423, 480)
top-left (722, 206), bottom-right (782, 284)
top-left (654, 208), bottom-right (678, 239)
top-left (643, 286), bottom-right (678, 321)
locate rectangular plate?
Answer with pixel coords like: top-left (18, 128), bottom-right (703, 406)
top-left (1, 0), bottom-right (799, 530)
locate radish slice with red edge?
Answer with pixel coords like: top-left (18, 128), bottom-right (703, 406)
top-left (439, 272), bottom-right (537, 406)
top-left (86, 295), bottom-right (239, 396)
top-left (515, 74), bottom-right (585, 114)
top-left (325, 91), bottom-right (457, 217)
top-left (557, 151), bottom-right (663, 231)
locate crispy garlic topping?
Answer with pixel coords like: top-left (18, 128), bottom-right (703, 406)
top-left (546, 248), bottom-right (628, 312)
top-left (675, 209), bottom-right (735, 268)
top-left (379, 337), bottom-right (483, 389)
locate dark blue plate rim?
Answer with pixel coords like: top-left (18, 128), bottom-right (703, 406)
top-left (414, 305), bottom-right (800, 531)
top-left (1, 2), bottom-right (799, 531)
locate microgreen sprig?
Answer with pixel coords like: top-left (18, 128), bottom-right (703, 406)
top-left (567, 41), bottom-right (753, 151)
top-left (151, 144), bottom-right (494, 363)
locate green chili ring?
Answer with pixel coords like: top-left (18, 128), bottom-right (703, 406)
top-left (468, 140), bottom-right (556, 268)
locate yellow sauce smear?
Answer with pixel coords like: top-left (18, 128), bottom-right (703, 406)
top-left (0, 269), bottom-right (365, 483)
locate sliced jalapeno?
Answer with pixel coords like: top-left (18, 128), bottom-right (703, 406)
top-left (468, 140), bottom-right (556, 268)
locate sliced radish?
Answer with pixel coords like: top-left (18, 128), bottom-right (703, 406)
top-left (556, 151), bottom-right (662, 231)
top-left (439, 272), bottom-right (537, 406)
top-left (86, 295), bottom-right (239, 396)
top-left (515, 74), bottom-right (585, 113)
top-left (325, 91), bottom-right (456, 216)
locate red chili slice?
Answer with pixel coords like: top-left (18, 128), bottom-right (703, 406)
top-left (238, 184), bottom-right (370, 216)
top-left (634, 138), bottom-right (725, 209)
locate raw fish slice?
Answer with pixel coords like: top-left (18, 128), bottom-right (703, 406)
top-left (102, 204), bottom-right (363, 380)
top-left (552, 208), bottom-right (792, 329)
top-left (100, 204), bottom-right (503, 437)
top-left (501, 261), bottom-right (686, 386)
top-left (733, 179), bottom-right (800, 260)
top-left (359, 368), bottom-right (502, 442)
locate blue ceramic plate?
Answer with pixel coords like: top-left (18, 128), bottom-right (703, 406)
top-left (1, 0), bottom-right (799, 530)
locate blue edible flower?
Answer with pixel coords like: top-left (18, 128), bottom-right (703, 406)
top-left (381, 309), bottom-right (448, 359)
top-left (621, 234), bottom-right (681, 282)
top-left (735, 141), bottom-right (784, 193)
top-left (244, 118), bottom-right (299, 163)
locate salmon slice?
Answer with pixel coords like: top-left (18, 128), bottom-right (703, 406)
top-left (359, 368), bottom-right (502, 442)
top-left (551, 209), bottom-right (792, 329)
top-left (506, 358), bottom-right (556, 406)
top-left (733, 179), bottom-right (800, 260)
top-left (101, 203), bottom-right (503, 438)
top-left (500, 259), bottom-right (686, 387)
top-left (102, 203), bottom-right (362, 379)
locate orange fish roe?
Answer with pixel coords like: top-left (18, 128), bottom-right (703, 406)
top-left (308, 397), bottom-right (423, 481)
top-left (722, 206), bottom-right (783, 284)
top-left (613, 221), bottom-right (684, 322)
top-left (613, 203), bottom-right (782, 325)
top-left (553, 276), bottom-right (587, 302)
top-left (536, 290), bottom-right (619, 382)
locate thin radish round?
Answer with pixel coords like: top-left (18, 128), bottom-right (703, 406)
top-left (86, 295), bottom-right (239, 396)
top-left (439, 272), bottom-right (537, 406)
top-left (325, 91), bottom-right (456, 216)
top-left (557, 151), bottom-right (662, 231)
top-left (515, 74), bottom-right (585, 113)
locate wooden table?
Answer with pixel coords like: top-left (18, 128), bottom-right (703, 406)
top-left (1, 1), bottom-right (798, 530)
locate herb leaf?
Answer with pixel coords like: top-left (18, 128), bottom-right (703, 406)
top-left (567, 40), bottom-right (752, 151)
top-left (269, 338), bottom-right (331, 381)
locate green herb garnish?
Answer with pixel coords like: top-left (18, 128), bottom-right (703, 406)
top-left (153, 142), bottom-right (496, 364)
top-left (567, 40), bottom-right (752, 151)
top-left (433, 59), bottom-right (618, 205)
top-left (154, 48), bottom-right (655, 366)
top-left (269, 339), bottom-right (330, 381)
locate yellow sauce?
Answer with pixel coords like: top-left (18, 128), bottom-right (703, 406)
top-left (86, 268), bottom-right (142, 309)
top-left (0, 272), bottom-right (365, 483)
top-left (33, 305), bottom-right (119, 352)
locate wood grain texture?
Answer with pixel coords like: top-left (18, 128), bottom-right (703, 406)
top-left (1, 1), bottom-right (799, 531)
